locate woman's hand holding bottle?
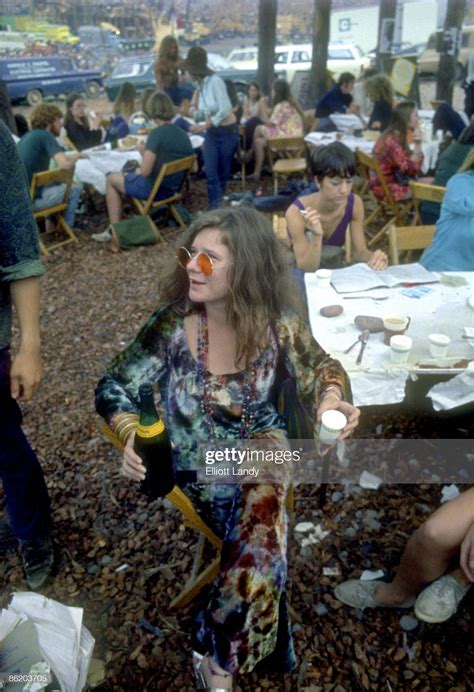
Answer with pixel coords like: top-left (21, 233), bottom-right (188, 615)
top-left (122, 431), bottom-right (146, 482)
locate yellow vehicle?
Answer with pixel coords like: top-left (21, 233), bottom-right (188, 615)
top-left (418, 26), bottom-right (474, 81)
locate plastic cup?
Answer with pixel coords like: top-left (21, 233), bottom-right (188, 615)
top-left (320, 409), bottom-right (347, 442)
top-left (390, 335), bottom-right (413, 364)
top-left (429, 333), bottom-right (450, 358)
top-left (316, 269), bottom-right (332, 288)
top-left (383, 315), bottom-right (410, 345)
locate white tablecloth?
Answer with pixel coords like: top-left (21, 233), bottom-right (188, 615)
top-left (305, 271), bottom-right (474, 406)
top-left (74, 133), bottom-right (203, 195)
top-left (304, 131), bottom-right (439, 175)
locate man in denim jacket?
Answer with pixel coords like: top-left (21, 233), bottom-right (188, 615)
top-left (0, 121), bottom-right (54, 589)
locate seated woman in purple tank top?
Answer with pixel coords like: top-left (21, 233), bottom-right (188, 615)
top-left (286, 142), bottom-right (388, 272)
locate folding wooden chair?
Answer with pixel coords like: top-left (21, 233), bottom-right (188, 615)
top-left (99, 423), bottom-right (222, 609)
top-left (355, 148), bottom-right (413, 248)
top-left (388, 223), bottom-right (435, 265)
top-left (131, 154), bottom-right (196, 243)
top-left (409, 181), bottom-right (446, 224)
top-left (267, 136), bottom-right (308, 194)
top-left (30, 168), bottom-right (79, 257)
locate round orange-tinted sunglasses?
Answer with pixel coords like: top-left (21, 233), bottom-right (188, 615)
top-left (176, 246), bottom-right (214, 276)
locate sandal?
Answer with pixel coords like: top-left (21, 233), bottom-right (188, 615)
top-left (192, 651), bottom-right (233, 691)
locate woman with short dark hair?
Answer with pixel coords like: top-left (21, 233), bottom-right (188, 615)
top-left (286, 142), bottom-right (388, 274)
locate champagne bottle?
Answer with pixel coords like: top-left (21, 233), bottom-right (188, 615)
top-left (134, 383), bottom-right (175, 499)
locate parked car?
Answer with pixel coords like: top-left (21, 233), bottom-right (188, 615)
top-left (417, 27), bottom-right (474, 80)
top-left (227, 42), bottom-right (371, 81)
top-left (105, 53), bottom-right (235, 101)
top-left (0, 56), bottom-right (104, 105)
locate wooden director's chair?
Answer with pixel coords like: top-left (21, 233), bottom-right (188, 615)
top-left (30, 168), bottom-right (79, 256)
top-left (131, 155), bottom-right (196, 244)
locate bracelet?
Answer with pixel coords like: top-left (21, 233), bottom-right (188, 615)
top-left (111, 412), bottom-right (139, 446)
top-left (321, 385), bottom-right (343, 401)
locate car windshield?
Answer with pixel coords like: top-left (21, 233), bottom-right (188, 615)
top-left (112, 61), bottom-right (151, 78)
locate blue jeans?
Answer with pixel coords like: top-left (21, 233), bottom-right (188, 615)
top-left (203, 124), bottom-right (238, 209)
top-left (0, 349), bottom-right (52, 540)
top-left (34, 183), bottom-right (81, 228)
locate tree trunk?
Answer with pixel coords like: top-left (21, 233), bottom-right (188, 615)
top-left (376, 0), bottom-right (397, 72)
top-left (309, 0), bottom-right (331, 108)
top-left (257, 0), bottom-right (277, 98)
top-left (436, 0), bottom-right (468, 102)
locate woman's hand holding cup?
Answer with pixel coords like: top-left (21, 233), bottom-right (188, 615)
top-left (317, 389), bottom-right (360, 441)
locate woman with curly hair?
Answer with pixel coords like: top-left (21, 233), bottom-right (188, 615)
top-left (95, 206), bottom-right (359, 688)
top-left (365, 73), bottom-right (394, 132)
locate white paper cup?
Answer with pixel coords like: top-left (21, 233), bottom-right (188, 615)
top-left (390, 335), bottom-right (413, 363)
top-left (320, 409), bottom-right (347, 442)
top-left (316, 269), bottom-right (332, 288)
top-left (429, 333), bottom-right (450, 358)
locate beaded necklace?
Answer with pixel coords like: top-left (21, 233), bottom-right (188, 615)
top-left (196, 310), bottom-right (257, 439)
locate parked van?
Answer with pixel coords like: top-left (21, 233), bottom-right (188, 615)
top-left (0, 56), bottom-right (104, 105)
top-left (417, 26), bottom-right (474, 80)
top-left (227, 43), bottom-right (371, 82)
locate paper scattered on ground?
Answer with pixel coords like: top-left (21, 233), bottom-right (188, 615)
top-left (0, 592), bottom-right (94, 692)
top-left (359, 470), bottom-right (383, 489)
top-left (360, 569), bottom-right (385, 581)
top-left (440, 484), bottom-right (461, 503)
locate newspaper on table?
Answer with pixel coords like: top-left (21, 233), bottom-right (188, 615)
top-left (330, 262), bottom-right (439, 294)
top-left (0, 592), bottom-right (94, 692)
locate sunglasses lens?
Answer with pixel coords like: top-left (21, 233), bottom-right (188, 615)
top-left (198, 253), bottom-right (213, 275)
top-left (176, 247), bottom-right (190, 268)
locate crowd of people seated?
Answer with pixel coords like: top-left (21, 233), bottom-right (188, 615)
top-left (1, 33), bottom-right (473, 692)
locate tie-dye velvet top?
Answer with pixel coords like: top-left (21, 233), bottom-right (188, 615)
top-left (95, 305), bottom-right (351, 472)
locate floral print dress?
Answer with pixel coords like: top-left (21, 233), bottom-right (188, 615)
top-left (263, 101), bottom-right (304, 139)
top-left (95, 305), bottom-right (351, 675)
top-left (370, 132), bottom-right (423, 201)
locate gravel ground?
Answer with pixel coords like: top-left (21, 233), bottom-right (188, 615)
top-left (1, 98), bottom-right (473, 690)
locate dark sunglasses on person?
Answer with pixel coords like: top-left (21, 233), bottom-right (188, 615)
top-left (176, 246), bottom-right (214, 276)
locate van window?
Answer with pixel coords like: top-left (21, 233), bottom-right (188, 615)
top-left (59, 58), bottom-right (73, 72)
top-left (292, 50), bottom-right (311, 62)
top-left (112, 62), bottom-right (151, 79)
top-left (328, 48), bottom-right (353, 60)
top-left (275, 51), bottom-right (289, 64)
top-left (426, 33), bottom-right (437, 49)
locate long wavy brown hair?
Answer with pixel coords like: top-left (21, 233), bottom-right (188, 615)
top-left (159, 207), bottom-right (303, 367)
top-left (380, 100), bottom-right (416, 152)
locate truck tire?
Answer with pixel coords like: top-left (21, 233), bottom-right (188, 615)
top-left (85, 81), bottom-right (101, 98)
top-left (26, 89), bottom-right (43, 106)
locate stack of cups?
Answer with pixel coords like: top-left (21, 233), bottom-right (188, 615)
top-left (390, 335), bottom-right (413, 363)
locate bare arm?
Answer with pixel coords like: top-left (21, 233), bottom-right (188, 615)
top-left (350, 196), bottom-right (388, 270)
top-left (286, 201), bottom-right (323, 272)
top-left (10, 277), bottom-right (43, 401)
top-left (54, 150), bottom-right (86, 170)
top-left (139, 149), bottom-right (157, 177)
